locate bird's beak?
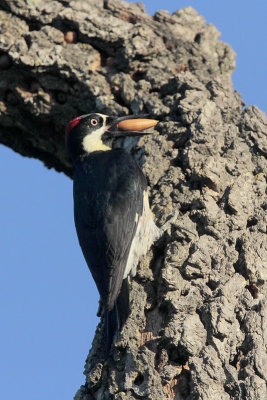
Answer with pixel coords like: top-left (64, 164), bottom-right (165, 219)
top-left (105, 114), bottom-right (158, 138)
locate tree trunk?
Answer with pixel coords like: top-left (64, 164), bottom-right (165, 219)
top-left (1, 1), bottom-right (266, 399)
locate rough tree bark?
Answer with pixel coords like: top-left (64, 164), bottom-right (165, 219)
top-left (1, 1), bottom-right (266, 399)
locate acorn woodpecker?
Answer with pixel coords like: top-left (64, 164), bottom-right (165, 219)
top-left (65, 113), bottom-right (161, 351)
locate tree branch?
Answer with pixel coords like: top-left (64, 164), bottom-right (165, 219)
top-left (1, 1), bottom-right (266, 399)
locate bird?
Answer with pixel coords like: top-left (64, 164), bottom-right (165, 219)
top-left (65, 113), bottom-right (165, 352)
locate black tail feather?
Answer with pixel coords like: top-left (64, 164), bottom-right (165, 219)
top-left (105, 278), bottom-right (130, 353)
top-left (116, 278), bottom-right (129, 329)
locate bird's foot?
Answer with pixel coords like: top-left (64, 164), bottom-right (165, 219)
top-left (160, 208), bottom-right (179, 234)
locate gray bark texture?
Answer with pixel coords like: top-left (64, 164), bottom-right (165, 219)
top-left (1, 1), bottom-right (267, 399)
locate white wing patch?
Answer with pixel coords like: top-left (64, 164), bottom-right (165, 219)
top-left (123, 190), bottom-right (160, 279)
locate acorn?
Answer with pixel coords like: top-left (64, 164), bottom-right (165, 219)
top-left (117, 118), bottom-right (158, 131)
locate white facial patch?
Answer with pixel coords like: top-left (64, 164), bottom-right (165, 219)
top-left (82, 115), bottom-right (111, 153)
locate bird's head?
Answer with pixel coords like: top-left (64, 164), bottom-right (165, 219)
top-left (65, 113), bottom-right (158, 161)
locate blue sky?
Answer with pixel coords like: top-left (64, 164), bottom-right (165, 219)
top-left (1, 1), bottom-right (266, 399)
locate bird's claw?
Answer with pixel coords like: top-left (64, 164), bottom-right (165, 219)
top-left (160, 208), bottom-right (179, 234)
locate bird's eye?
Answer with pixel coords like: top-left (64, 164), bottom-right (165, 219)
top-left (90, 118), bottom-right (98, 126)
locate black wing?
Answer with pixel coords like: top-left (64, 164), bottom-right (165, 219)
top-left (104, 165), bottom-right (145, 310)
top-left (73, 150), bottom-right (146, 310)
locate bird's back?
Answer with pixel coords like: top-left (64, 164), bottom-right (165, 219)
top-left (73, 149), bottom-right (147, 309)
